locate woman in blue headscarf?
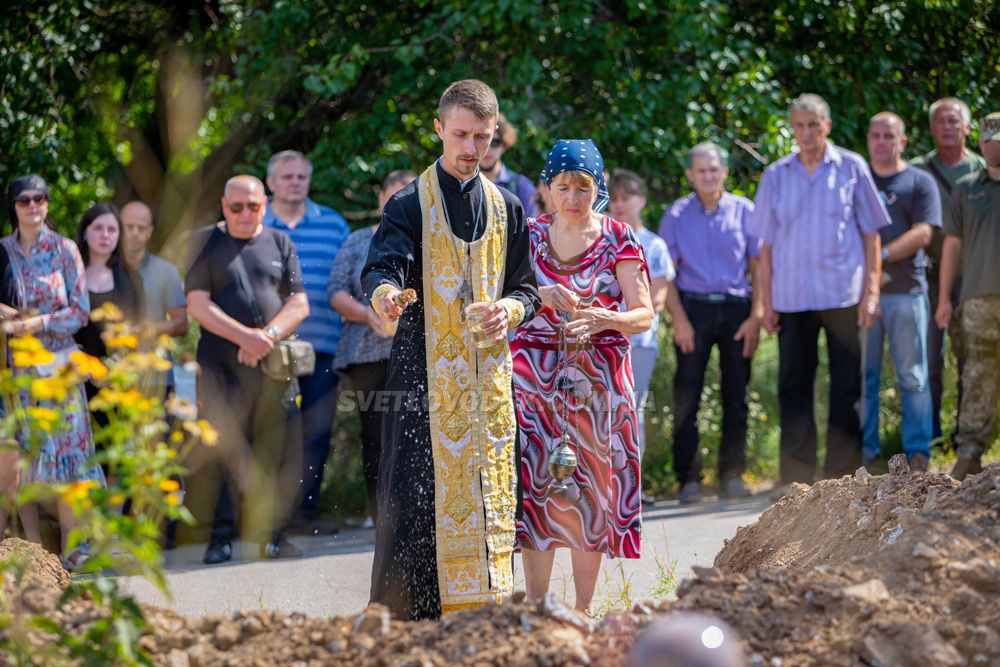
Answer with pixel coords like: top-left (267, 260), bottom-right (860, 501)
top-left (511, 140), bottom-right (653, 615)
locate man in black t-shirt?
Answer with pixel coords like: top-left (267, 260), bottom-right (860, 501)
top-left (185, 174), bottom-right (310, 565)
top-left (862, 113), bottom-right (942, 472)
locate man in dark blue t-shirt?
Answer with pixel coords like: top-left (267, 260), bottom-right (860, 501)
top-left (863, 112), bottom-right (942, 471)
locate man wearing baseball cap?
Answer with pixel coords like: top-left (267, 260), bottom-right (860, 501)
top-left (935, 112), bottom-right (1000, 479)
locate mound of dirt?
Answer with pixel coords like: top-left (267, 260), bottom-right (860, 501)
top-left (691, 458), bottom-right (1000, 665)
top-left (3, 460), bottom-right (999, 666)
top-left (0, 537), bottom-right (70, 592)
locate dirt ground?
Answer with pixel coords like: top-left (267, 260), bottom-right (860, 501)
top-left (3, 459), bottom-right (999, 666)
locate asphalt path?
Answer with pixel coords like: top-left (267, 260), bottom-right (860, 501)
top-left (123, 495), bottom-right (771, 617)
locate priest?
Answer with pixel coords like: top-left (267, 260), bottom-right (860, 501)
top-left (361, 79), bottom-right (540, 620)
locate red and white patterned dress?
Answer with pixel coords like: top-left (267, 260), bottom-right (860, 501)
top-left (512, 214), bottom-right (644, 558)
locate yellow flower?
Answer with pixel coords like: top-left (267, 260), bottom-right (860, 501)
top-left (109, 493), bottom-right (125, 506)
top-left (106, 334), bottom-right (139, 350)
top-left (118, 390), bottom-right (144, 407)
top-left (28, 406), bottom-right (60, 432)
top-left (170, 431), bottom-right (184, 444)
top-left (69, 351), bottom-right (108, 380)
top-left (30, 377), bottom-right (69, 402)
top-left (157, 334), bottom-right (177, 352)
top-left (60, 480), bottom-right (99, 506)
top-left (13, 348), bottom-right (55, 368)
top-left (132, 352), bottom-right (173, 373)
top-left (166, 492), bottom-right (181, 507)
top-left (9, 334), bottom-right (44, 352)
top-left (159, 479), bottom-right (180, 493)
top-left (196, 419), bottom-right (219, 447)
top-left (90, 302), bottom-right (124, 323)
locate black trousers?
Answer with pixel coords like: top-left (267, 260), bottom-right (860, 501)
top-left (777, 306), bottom-right (862, 484)
top-left (672, 293), bottom-right (751, 485)
top-left (190, 361), bottom-right (302, 545)
top-left (344, 360), bottom-right (389, 521)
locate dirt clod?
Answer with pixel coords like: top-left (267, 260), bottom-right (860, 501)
top-left (3, 465), bottom-right (1000, 665)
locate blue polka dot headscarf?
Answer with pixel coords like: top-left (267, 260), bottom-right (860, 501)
top-left (539, 139), bottom-right (609, 213)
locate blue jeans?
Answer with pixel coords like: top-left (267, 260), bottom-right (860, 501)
top-left (296, 353), bottom-right (340, 520)
top-left (861, 293), bottom-right (932, 461)
top-left (630, 345), bottom-right (658, 460)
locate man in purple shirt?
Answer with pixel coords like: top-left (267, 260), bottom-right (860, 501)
top-left (750, 94), bottom-right (890, 489)
top-left (659, 142), bottom-right (762, 503)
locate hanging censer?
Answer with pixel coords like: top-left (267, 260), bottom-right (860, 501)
top-left (548, 314), bottom-right (586, 496)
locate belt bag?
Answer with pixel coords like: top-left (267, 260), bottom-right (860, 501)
top-left (261, 338), bottom-right (315, 381)
top-left (226, 229), bottom-right (315, 381)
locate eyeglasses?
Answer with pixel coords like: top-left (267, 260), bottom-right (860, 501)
top-left (490, 138), bottom-right (504, 148)
top-left (14, 194), bottom-right (47, 206)
top-left (228, 201), bottom-right (263, 213)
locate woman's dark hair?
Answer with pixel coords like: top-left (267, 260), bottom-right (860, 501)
top-left (5, 174), bottom-right (55, 233)
top-left (75, 203), bottom-right (145, 320)
top-left (76, 203), bottom-right (124, 267)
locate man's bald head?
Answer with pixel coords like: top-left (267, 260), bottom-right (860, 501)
top-left (869, 111), bottom-right (906, 135)
top-left (121, 200), bottom-right (155, 258)
top-left (223, 175), bottom-right (266, 199)
top-left (628, 613), bottom-right (746, 667)
top-left (121, 200), bottom-right (153, 227)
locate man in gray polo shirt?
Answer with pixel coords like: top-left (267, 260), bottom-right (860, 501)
top-left (935, 112), bottom-right (1000, 479)
top-left (122, 200), bottom-right (189, 390)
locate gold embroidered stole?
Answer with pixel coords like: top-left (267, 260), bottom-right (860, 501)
top-left (418, 165), bottom-right (517, 615)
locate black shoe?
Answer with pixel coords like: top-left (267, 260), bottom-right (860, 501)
top-left (203, 541), bottom-right (232, 565)
top-left (261, 538), bottom-right (303, 560)
top-left (677, 481), bottom-right (702, 504)
top-left (287, 517), bottom-right (341, 536)
top-left (719, 476), bottom-right (752, 499)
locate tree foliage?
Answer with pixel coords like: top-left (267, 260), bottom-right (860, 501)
top-left (2, 0), bottom-right (997, 239)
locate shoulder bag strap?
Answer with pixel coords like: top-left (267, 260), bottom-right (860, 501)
top-left (923, 158), bottom-right (953, 195)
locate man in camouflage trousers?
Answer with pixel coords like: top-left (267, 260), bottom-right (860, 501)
top-left (935, 112), bottom-right (1000, 479)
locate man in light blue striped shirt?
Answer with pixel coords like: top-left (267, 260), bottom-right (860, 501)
top-left (263, 150), bottom-right (349, 534)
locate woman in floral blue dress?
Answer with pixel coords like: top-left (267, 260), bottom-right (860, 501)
top-left (3, 175), bottom-right (104, 563)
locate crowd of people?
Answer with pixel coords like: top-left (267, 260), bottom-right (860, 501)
top-left (0, 77), bottom-right (997, 623)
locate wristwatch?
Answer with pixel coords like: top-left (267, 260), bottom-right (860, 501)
top-left (266, 326), bottom-right (280, 340)
top-left (881, 247), bottom-right (890, 263)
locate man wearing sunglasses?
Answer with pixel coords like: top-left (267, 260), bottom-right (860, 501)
top-left (480, 114), bottom-right (538, 219)
top-left (185, 175), bottom-right (310, 565)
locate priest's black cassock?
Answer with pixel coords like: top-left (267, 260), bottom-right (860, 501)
top-left (361, 160), bottom-right (539, 620)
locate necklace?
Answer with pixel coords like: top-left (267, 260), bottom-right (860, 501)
top-left (440, 178), bottom-right (486, 322)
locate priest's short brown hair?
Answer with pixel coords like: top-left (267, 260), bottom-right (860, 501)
top-left (438, 79), bottom-right (499, 122)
